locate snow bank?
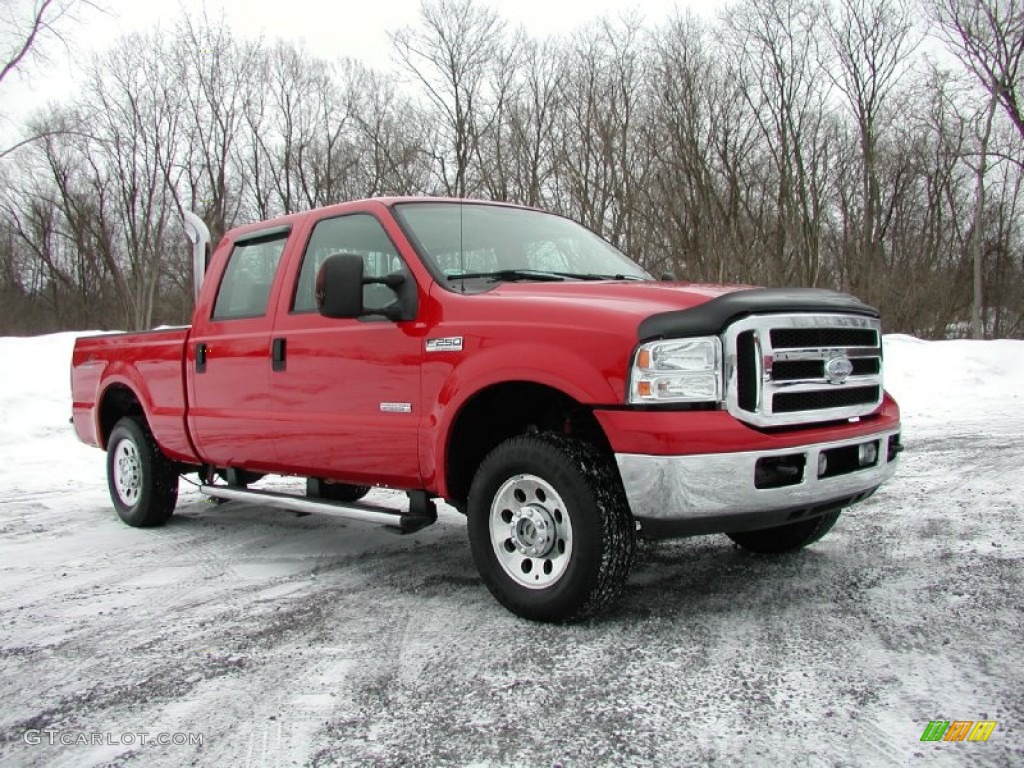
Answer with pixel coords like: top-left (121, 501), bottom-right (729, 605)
top-left (0, 332), bottom-right (85, 445)
top-left (883, 334), bottom-right (1024, 437)
top-left (0, 332), bottom-right (109, 499)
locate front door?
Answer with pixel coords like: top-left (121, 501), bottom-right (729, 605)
top-left (269, 211), bottom-right (424, 489)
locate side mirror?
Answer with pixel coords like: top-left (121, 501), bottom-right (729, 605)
top-left (316, 254), bottom-right (365, 318)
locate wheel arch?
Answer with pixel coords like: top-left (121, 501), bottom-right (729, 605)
top-left (442, 380), bottom-right (616, 510)
top-left (97, 382), bottom-right (148, 450)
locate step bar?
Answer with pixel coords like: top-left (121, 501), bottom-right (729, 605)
top-left (199, 485), bottom-right (437, 534)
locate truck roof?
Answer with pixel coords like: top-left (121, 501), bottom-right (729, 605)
top-left (222, 197), bottom-right (534, 243)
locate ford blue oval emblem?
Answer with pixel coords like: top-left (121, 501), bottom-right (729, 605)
top-left (824, 356), bottom-right (854, 384)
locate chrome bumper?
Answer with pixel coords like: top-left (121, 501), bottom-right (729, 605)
top-left (615, 428), bottom-right (900, 522)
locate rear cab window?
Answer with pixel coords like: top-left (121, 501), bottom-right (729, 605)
top-left (212, 232), bottom-right (290, 320)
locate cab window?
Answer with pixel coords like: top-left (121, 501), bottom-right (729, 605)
top-left (293, 214), bottom-right (405, 313)
top-left (212, 234), bottom-right (288, 320)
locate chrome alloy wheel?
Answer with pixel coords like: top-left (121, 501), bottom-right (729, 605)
top-left (113, 438), bottom-right (142, 507)
top-left (489, 473), bottom-right (574, 589)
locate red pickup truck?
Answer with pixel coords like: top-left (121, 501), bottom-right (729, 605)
top-left (71, 198), bottom-right (901, 621)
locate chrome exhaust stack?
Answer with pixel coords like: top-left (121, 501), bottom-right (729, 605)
top-left (182, 211), bottom-right (211, 305)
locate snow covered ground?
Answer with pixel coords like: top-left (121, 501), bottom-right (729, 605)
top-left (0, 332), bottom-right (1021, 767)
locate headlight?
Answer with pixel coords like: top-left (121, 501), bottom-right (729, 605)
top-left (629, 337), bottom-right (723, 404)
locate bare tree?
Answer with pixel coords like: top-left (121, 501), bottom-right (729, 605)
top-left (1, 107), bottom-right (120, 328)
top-left (3, 0), bottom-right (1024, 338)
top-left (470, 26), bottom-right (529, 202)
top-left (347, 62), bottom-right (432, 196)
top-left (928, 0), bottom-right (1024, 336)
top-left (35, 30), bottom-right (190, 329)
top-left (553, 15), bottom-right (651, 253)
top-left (928, 0), bottom-right (1024, 143)
top-left (983, 140), bottom-right (1024, 336)
top-left (646, 12), bottom-right (763, 281)
top-left (175, 14), bottom-right (262, 243)
top-left (0, 0), bottom-right (100, 158)
top-left (504, 38), bottom-right (565, 207)
top-left (721, 0), bottom-right (833, 287)
top-left (885, 65), bottom-right (975, 336)
top-left (969, 92), bottom-right (1000, 337)
top-left (244, 42), bottom-right (361, 214)
top-left (389, 0), bottom-right (507, 197)
top-left (824, 0), bottom-right (918, 301)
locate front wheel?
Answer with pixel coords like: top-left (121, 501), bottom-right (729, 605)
top-left (727, 509), bottom-right (842, 554)
top-left (106, 417), bottom-right (178, 527)
top-left (467, 433), bottom-right (635, 622)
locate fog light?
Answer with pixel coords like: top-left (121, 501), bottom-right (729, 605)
top-left (858, 442), bottom-right (878, 467)
top-left (817, 453), bottom-right (828, 477)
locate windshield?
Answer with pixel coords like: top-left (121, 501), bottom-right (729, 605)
top-left (393, 202), bottom-right (651, 289)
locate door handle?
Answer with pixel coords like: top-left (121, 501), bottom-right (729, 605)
top-left (272, 338), bottom-right (286, 372)
top-left (196, 342), bottom-right (207, 373)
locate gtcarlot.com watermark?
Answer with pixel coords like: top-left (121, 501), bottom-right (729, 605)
top-left (24, 729), bottom-right (203, 747)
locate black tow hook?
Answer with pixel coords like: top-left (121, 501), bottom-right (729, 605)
top-left (887, 435), bottom-right (904, 462)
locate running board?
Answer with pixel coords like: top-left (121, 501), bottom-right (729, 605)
top-left (198, 485), bottom-right (437, 534)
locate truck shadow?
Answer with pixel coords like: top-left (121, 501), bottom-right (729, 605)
top-left (608, 536), bottom-right (871, 623)
top-left (122, 493), bottom-right (873, 627)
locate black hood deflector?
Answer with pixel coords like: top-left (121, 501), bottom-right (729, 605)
top-left (638, 288), bottom-right (879, 341)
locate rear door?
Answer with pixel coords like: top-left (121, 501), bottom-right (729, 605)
top-left (186, 226), bottom-right (291, 470)
top-left (268, 208), bottom-right (425, 488)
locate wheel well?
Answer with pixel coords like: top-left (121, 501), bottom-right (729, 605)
top-left (98, 385), bottom-right (146, 448)
top-left (445, 382), bottom-right (613, 509)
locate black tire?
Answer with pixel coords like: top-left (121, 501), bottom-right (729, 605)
top-left (467, 433), bottom-right (635, 622)
top-left (217, 468), bottom-right (265, 487)
top-left (727, 509), bottom-right (842, 554)
top-left (106, 417), bottom-right (178, 527)
top-left (315, 481), bottom-right (371, 503)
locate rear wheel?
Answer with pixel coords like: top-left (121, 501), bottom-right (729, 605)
top-left (727, 509), bottom-right (842, 554)
top-left (308, 478), bottom-right (371, 503)
top-left (216, 468), bottom-right (265, 487)
top-left (106, 417), bottom-right (178, 527)
top-left (467, 433), bottom-right (635, 622)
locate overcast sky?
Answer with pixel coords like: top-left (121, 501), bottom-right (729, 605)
top-left (1, 0), bottom-right (720, 138)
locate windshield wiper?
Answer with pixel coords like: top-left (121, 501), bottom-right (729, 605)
top-left (446, 269), bottom-right (648, 283)
top-left (446, 269), bottom-right (568, 282)
top-left (551, 272), bottom-right (648, 281)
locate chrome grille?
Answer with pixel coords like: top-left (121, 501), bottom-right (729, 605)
top-left (723, 314), bottom-right (884, 427)
top-left (773, 385), bottom-right (881, 413)
top-left (769, 327), bottom-right (878, 348)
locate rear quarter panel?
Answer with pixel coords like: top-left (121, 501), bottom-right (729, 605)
top-left (72, 329), bottom-right (198, 463)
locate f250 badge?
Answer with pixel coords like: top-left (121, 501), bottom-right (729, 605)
top-left (426, 337), bottom-right (464, 352)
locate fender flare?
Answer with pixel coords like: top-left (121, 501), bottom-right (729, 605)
top-left (93, 365), bottom-right (155, 449)
top-left (427, 342), bottom-right (622, 497)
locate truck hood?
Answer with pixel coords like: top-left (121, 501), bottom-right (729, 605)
top-left (461, 280), bottom-right (879, 340)
top-left (481, 280), bottom-right (745, 329)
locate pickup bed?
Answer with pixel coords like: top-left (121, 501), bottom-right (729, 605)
top-left (72, 197), bottom-right (901, 621)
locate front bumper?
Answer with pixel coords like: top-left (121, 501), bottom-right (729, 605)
top-left (616, 427), bottom-right (900, 537)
